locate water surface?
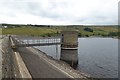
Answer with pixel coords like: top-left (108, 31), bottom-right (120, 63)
top-left (34, 38), bottom-right (118, 78)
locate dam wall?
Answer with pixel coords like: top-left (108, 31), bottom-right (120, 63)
top-left (2, 37), bottom-right (31, 79)
top-left (2, 36), bottom-right (90, 79)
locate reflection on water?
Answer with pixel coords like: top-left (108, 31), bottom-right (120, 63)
top-left (35, 38), bottom-right (118, 78)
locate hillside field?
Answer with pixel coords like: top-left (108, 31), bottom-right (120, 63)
top-left (1, 26), bottom-right (119, 37)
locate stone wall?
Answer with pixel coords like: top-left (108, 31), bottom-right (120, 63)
top-left (2, 37), bottom-right (16, 78)
top-left (2, 37), bottom-right (31, 79)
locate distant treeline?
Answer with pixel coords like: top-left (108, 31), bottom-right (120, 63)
top-left (1, 23), bottom-right (118, 28)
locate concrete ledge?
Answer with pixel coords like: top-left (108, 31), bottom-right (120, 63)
top-left (14, 51), bottom-right (32, 78)
top-left (10, 36), bottom-right (32, 78)
top-left (61, 47), bottom-right (78, 50)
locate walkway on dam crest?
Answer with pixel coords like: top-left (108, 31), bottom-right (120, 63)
top-left (17, 47), bottom-right (79, 79)
top-left (9, 35), bottom-right (90, 79)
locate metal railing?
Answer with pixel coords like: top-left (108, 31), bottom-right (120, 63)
top-left (11, 37), bottom-right (61, 47)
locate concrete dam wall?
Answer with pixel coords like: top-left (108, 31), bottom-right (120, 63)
top-left (2, 36), bottom-right (91, 79)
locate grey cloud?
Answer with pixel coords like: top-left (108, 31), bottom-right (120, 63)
top-left (25, 2), bottom-right (66, 19)
top-left (118, 1), bottom-right (120, 25)
top-left (74, 14), bottom-right (118, 25)
top-left (3, 1), bottom-right (63, 19)
top-left (0, 0), bottom-right (118, 25)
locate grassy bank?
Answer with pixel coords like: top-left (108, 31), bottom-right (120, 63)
top-left (2, 26), bottom-right (119, 37)
top-left (2, 27), bottom-right (61, 37)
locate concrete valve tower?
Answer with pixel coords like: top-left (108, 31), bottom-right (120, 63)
top-left (60, 30), bottom-right (78, 67)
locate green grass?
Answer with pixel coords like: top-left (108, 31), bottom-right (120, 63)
top-left (0, 28), bottom-right (2, 35)
top-left (2, 26), bottom-right (118, 37)
top-left (2, 27), bottom-right (61, 37)
top-left (76, 26), bottom-right (118, 37)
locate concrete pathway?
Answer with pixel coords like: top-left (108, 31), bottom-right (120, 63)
top-left (18, 47), bottom-right (75, 79)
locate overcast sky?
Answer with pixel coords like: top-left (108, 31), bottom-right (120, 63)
top-left (0, 0), bottom-right (119, 25)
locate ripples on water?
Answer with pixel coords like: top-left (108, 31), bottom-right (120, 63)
top-left (77, 38), bottom-right (118, 78)
top-left (34, 38), bottom-right (118, 78)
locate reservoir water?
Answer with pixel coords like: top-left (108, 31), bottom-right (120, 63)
top-left (34, 38), bottom-right (118, 78)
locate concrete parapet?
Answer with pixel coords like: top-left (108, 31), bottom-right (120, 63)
top-left (10, 36), bottom-right (32, 79)
top-left (14, 51), bottom-right (32, 78)
top-left (2, 36), bottom-right (32, 79)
